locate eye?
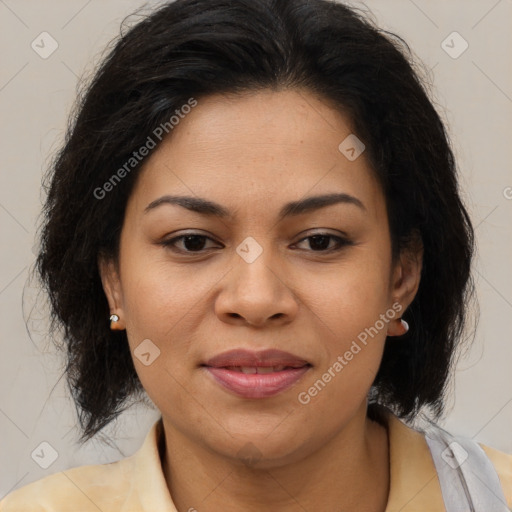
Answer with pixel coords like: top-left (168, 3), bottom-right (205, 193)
top-left (160, 231), bottom-right (352, 255)
top-left (293, 233), bottom-right (352, 252)
top-left (160, 233), bottom-right (222, 253)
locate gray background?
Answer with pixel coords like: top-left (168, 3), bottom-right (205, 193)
top-left (1, 0), bottom-right (511, 497)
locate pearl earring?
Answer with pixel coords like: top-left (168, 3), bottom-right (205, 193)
top-left (388, 317), bottom-right (409, 337)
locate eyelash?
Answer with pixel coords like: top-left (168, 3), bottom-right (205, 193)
top-left (160, 232), bottom-right (353, 255)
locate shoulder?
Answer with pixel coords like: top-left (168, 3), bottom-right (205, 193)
top-left (0, 457), bottom-right (134, 512)
top-left (480, 442), bottom-right (512, 508)
top-left (0, 418), bottom-right (167, 512)
top-left (381, 407), bottom-right (512, 510)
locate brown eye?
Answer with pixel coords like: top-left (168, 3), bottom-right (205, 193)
top-left (161, 233), bottom-right (222, 253)
top-left (294, 233), bottom-right (352, 252)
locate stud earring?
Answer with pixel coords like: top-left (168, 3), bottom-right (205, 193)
top-left (400, 318), bottom-right (409, 333)
top-left (396, 318), bottom-right (409, 336)
top-left (109, 314), bottom-right (124, 331)
top-left (388, 317), bottom-right (409, 337)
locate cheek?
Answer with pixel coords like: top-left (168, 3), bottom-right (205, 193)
top-left (121, 254), bottom-right (200, 336)
top-left (296, 278), bottom-right (389, 424)
top-left (294, 240), bottom-right (392, 397)
top-left (119, 261), bottom-right (200, 418)
top-left (119, 253), bottom-right (225, 389)
top-left (300, 248), bottom-right (392, 343)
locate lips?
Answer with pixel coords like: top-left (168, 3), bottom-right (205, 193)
top-left (202, 349), bottom-right (311, 399)
top-left (204, 348), bottom-right (310, 368)
top-left (223, 365), bottom-right (291, 374)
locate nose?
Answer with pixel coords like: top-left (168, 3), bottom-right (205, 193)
top-left (214, 251), bottom-right (299, 328)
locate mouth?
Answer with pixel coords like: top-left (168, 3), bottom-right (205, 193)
top-left (201, 349), bottom-right (312, 399)
top-left (217, 365), bottom-right (306, 374)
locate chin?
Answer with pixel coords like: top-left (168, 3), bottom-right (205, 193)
top-left (207, 422), bottom-right (312, 469)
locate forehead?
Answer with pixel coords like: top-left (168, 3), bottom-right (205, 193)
top-left (127, 88), bottom-right (385, 221)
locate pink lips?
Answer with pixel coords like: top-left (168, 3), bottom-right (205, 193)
top-left (202, 349), bottom-right (311, 399)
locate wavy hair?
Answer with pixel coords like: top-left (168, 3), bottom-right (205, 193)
top-left (36, 0), bottom-right (474, 442)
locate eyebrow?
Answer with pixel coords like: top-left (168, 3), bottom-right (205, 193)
top-left (144, 192), bottom-right (365, 220)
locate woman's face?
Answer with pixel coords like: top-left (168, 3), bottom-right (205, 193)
top-left (101, 89), bottom-right (421, 467)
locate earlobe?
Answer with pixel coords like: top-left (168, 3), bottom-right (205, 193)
top-left (388, 236), bottom-right (423, 336)
top-left (109, 313), bottom-right (125, 331)
top-left (387, 318), bottom-right (410, 337)
top-left (98, 254), bottom-right (126, 331)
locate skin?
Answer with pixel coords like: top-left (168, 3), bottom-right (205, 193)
top-left (100, 89), bottom-right (423, 512)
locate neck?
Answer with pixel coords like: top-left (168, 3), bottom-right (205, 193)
top-left (161, 405), bottom-right (390, 512)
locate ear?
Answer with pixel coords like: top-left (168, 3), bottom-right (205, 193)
top-left (387, 233), bottom-right (423, 336)
top-left (98, 253), bottom-right (126, 330)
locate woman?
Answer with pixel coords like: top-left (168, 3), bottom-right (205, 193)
top-left (1, 0), bottom-right (510, 510)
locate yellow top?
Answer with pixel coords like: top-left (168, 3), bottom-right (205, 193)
top-left (1, 413), bottom-right (511, 511)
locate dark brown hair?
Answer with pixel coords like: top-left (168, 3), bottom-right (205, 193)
top-left (37, 0), bottom-right (474, 442)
